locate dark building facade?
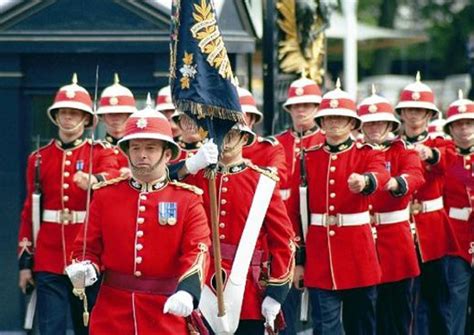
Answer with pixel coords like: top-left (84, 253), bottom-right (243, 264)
top-left (0, 0), bottom-right (255, 330)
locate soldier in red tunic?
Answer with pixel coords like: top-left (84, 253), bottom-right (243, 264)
top-left (275, 75), bottom-right (325, 335)
top-left (238, 86), bottom-right (288, 184)
top-left (358, 86), bottom-right (424, 335)
top-left (443, 91), bottom-right (474, 335)
top-left (17, 74), bottom-right (119, 335)
top-left (294, 80), bottom-right (390, 335)
top-left (155, 85), bottom-right (182, 140)
top-left (186, 123), bottom-right (296, 335)
top-left (97, 73), bottom-right (137, 177)
top-left (67, 100), bottom-right (211, 335)
top-left (395, 72), bottom-right (459, 335)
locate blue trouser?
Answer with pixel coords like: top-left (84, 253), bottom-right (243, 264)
top-left (205, 319), bottom-right (265, 335)
top-left (413, 257), bottom-right (452, 335)
top-left (281, 286), bottom-right (304, 335)
top-left (447, 256), bottom-right (472, 335)
top-left (309, 285), bottom-right (377, 335)
top-left (36, 271), bottom-right (100, 335)
top-left (376, 278), bottom-right (416, 335)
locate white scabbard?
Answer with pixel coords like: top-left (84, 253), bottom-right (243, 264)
top-left (32, 193), bottom-right (41, 245)
top-left (23, 290), bottom-right (37, 330)
top-left (299, 185), bottom-right (309, 322)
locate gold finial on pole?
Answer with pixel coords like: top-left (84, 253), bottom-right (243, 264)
top-left (72, 73), bottom-right (78, 84)
top-left (335, 77), bottom-right (341, 89)
top-left (415, 71), bottom-right (421, 82)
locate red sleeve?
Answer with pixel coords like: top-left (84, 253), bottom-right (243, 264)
top-left (397, 148), bottom-right (425, 196)
top-left (365, 149), bottom-right (391, 192)
top-left (92, 145), bottom-right (121, 180)
top-left (18, 154), bottom-right (35, 257)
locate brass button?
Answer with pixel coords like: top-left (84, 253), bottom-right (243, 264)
top-left (295, 147), bottom-right (301, 153)
top-left (137, 218), bottom-right (145, 224)
top-left (134, 271), bottom-right (142, 277)
top-left (136, 244), bottom-right (143, 251)
top-left (114, 149), bottom-right (119, 155)
top-left (66, 151), bottom-right (72, 156)
top-left (368, 204), bottom-right (373, 211)
top-left (329, 205), bottom-right (335, 211)
top-left (65, 160), bottom-right (71, 166)
top-left (223, 177), bottom-right (229, 182)
top-left (139, 205), bottom-right (146, 212)
top-left (220, 199), bottom-right (227, 205)
top-left (63, 183), bottom-right (69, 189)
top-left (330, 166), bottom-right (336, 172)
top-left (140, 195), bottom-right (147, 201)
top-left (220, 210), bottom-right (226, 216)
top-left (63, 208), bottom-right (70, 213)
top-left (219, 223), bottom-right (225, 228)
top-left (466, 165), bottom-right (471, 170)
top-left (135, 257), bottom-right (143, 264)
top-left (330, 193), bottom-right (336, 198)
top-left (329, 230), bottom-right (336, 237)
top-left (219, 234), bottom-right (225, 240)
top-left (331, 155), bottom-right (337, 160)
top-left (329, 179), bottom-right (335, 185)
top-left (63, 196), bottom-right (69, 202)
top-left (136, 230), bottom-right (144, 238)
top-left (222, 187), bottom-right (228, 193)
top-left (64, 171), bottom-right (70, 178)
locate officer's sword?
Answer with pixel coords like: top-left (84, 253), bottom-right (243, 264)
top-left (70, 66), bottom-right (100, 327)
top-left (24, 135), bottom-right (42, 330)
top-left (298, 130), bottom-right (310, 322)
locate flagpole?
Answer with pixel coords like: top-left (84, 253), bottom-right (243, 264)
top-left (208, 174), bottom-right (226, 317)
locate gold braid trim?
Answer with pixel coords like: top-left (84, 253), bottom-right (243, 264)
top-left (267, 239), bottom-right (296, 287)
top-left (178, 242), bottom-right (209, 286)
top-left (92, 175), bottom-right (129, 190)
top-left (247, 162), bottom-right (280, 182)
top-left (170, 180), bottom-right (204, 195)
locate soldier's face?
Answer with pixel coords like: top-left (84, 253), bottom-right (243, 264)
top-left (128, 139), bottom-right (171, 178)
top-left (400, 108), bottom-right (431, 128)
top-left (321, 116), bottom-right (355, 138)
top-left (449, 119), bottom-right (474, 145)
top-left (289, 103), bottom-right (318, 125)
top-left (362, 121), bottom-right (391, 144)
top-left (56, 108), bottom-right (88, 130)
top-left (221, 130), bottom-right (247, 158)
top-left (102, 113), bottom-right (129, 132)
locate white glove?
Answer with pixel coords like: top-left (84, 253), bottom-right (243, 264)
top-left (185, 139), bottom-right (218, 174)
top-left (65, 261), bottom-right (98, 287)
top-left (261, 296), bottom-right (281, 331)
top-left (163, 290), bottom-right (194, 317)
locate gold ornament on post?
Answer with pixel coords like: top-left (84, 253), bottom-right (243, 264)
top-left (277, 0), bottom-right (327, 84)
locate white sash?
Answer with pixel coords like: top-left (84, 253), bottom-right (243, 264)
top-left (199, 174), bottom-right (276, 334)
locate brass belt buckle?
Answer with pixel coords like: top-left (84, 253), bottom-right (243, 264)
top-left (327, 215), bottom-right (337, 226)
top-left (59, 210), bottom-right (73, 224)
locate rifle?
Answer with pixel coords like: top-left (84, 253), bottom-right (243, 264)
top-left (24, 135), bottom-right (42, 330)
top-left (298, 130), bottom-right (310, 322)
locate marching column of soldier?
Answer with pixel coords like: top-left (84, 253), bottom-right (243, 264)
top-left (17, 70), bottom-right (474, 335)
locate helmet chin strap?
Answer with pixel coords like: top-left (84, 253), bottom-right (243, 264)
top-left (56, 116), bottom-right (87, 135)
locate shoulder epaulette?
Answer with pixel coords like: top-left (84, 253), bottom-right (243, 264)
top-left (92, 175), bottom-right (129, 190)
top-left (258, 136), bottom-right (280, 146)
top-left (88, 139), bottom-right (108, 148)
top-left (247, 162), bottom-right (280, 182)
top-left (305, 143), bottom-right (323, 152)
top-left (169, 180), bottom-right (204, 195)
top-left (30, 140), bottom-right (54, 157)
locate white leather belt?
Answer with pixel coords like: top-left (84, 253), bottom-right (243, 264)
top-left (310, 211), bottom-right (370, 227)
top-left (374, 206), bottom-right (410, 225)
top-left (411, 196), bottom-right (444, 215)
top-left (42, 209), bottom-right (86, 224)
top-left (449, 207), bottom-right (472, 221)
top-left (280, 188), bottom-right (291, 201)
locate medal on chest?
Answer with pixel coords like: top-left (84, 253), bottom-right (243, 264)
top-left (76, 160), bottom-right (84, 171)
top-left (158, 202), bottom-right (177, 226)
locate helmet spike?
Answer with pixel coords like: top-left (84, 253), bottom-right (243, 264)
top-left (72, 73), bottom-right (78, 84)
top-left (301, 66), bottom-right (307, 79)
top-left (146, 92), bottom-right (153, 108)
top-left (114, 73), bottom-right (120, 84)
top-left (335, 77), bottom-right (341, 89)
top-left (458, 89), bottom-right (464, 100)
top-left (371, 84), bottom-right (377, 95)
top-left (415, 71), bottom-right (421, 82)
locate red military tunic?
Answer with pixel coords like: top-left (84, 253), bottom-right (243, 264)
top-left (370, 140), bottom-right (424, 283)
top-left (72, 178), bottom-right (211, 335)
top-left (103, 134), bottom-right (129, 169)
top-left (444, 144), bottom-right (474, 264)
top-left (275, 127), bottom-right (325, 237)
top-left (301, 139), bottom-right (390, 290)
top-left (18, 138), bottom-right (119, 274)
top-left (242, 136), bottom-right (288, 186)
top-left (188, 162), bottom-right (296, 320)
top-left (403, 131), bottom-right (460, 262)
